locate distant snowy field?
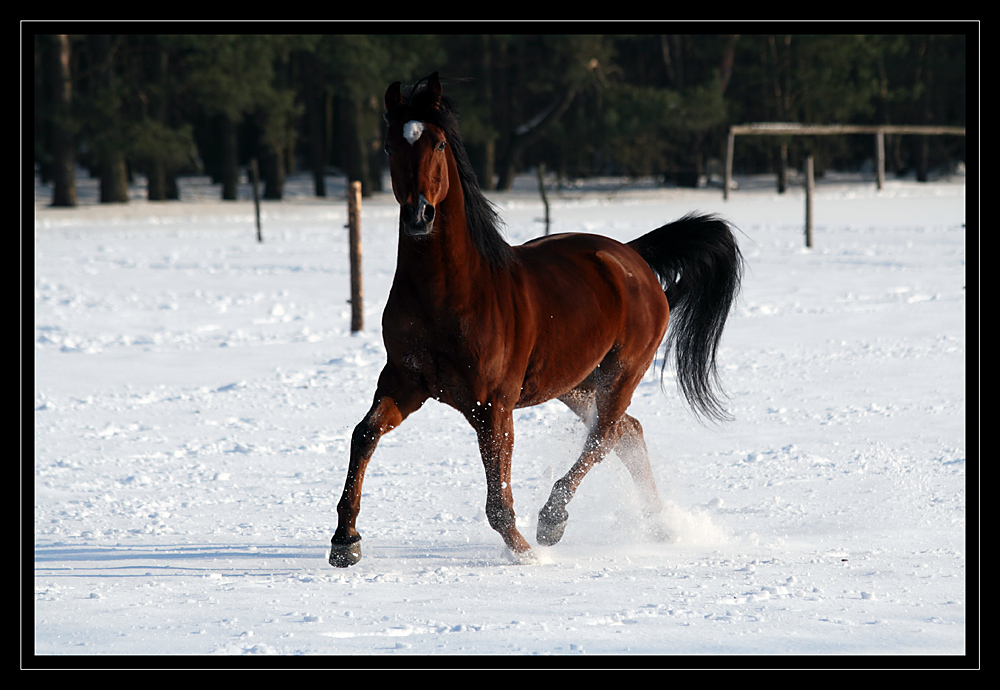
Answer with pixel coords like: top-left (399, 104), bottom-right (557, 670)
top-left (31, 170), bottom-right (969, 662)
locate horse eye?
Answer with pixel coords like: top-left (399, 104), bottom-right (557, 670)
top-left (384, 144), bottom-right (393, 156)
top-left (436, 141), bottom-right (447, 152)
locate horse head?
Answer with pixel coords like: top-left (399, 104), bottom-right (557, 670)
top-left (384, 72), bottom-right (452, 237)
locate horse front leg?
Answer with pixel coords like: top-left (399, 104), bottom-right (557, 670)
top-left (470, 403), bottom-right (533, 562)
top-left (330, 369), bottom-right (426, 567)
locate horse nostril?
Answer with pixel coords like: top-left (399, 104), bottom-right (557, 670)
top-left (405, 198), bottom-right (434, 226)
top-left (400, 199), bottom-right (435, 237)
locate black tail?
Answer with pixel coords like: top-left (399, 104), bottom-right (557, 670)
top-left (628, 213), bottom-right (744, 422)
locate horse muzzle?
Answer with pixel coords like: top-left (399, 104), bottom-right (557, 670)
top-left (400, 196), bottom-right (436, 237)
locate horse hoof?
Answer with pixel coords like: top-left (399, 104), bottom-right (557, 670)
top-left (646, 521), bottom-right (677, 544)
top-left (329, 536), bottom-right (362, 567)
top-left (506, 547), bottom-right (539, 565)
top-left (537, 520), bottom-right (566, 546)
top-left (537, 503), bottom-right (569, 546)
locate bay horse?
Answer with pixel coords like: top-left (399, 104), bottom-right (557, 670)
top-left (329, 72), bottom-right (743, 567)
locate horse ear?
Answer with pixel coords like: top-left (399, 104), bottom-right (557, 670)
top-left (385, 81), bottom-right (402, 111)
top-left (426, 71), bottom-right (442, 107)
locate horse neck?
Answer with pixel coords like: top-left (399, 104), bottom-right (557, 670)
top-left (396, 156), bottom-right (495, 302)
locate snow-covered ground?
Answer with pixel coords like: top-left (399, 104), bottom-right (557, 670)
top-left (31, 169), bottom-right (970, 663)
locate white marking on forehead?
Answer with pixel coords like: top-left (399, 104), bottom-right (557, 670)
top-left (403, 120), bottom-right (425, 145)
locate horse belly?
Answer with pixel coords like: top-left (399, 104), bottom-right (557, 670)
top-left (514, 303), bottom-right (623, 408)
top-left (515, 352), bottom-right (606, 408)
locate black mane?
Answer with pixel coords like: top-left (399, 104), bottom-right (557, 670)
top-left (387, 77), bottom-right (516, 269)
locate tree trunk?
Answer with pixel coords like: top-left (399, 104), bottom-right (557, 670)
top-left (220, 114), bottom-right (239, 200)
top-left (89, 35), bottom-right (129, 203)
top-left (261, 144), bottom-right (285, 200)
top-left (673, 36), bottom-right (738, 189)
top-left (767, 35), bottom-right (793, 187)
top-left (473, 34), bottom-right (496, 191)
top-left (99, 153), bottom-right (129, 203)
top-left (660, 35), bottom-right (684, 89)
top-left (340, 93), bottom-right (375, 196)
top-left (477, 139), bottom-right (496, 192)
top-left (305, 78), bottom-right (327, 197)
top-left (364, 94), bottom-right (383, 194)
top-left (676, 132), bottom-right (704, 188)
top-left (45, 34), bottom-right (76, 207)
top-left (775, 142), bottom-right (789, 193)
top-left (147, 160), bottom-right (168, 200)
top-left (146, 44), bottom-right (179, 201)
top-left (497, 86), bottom-right (578, 191)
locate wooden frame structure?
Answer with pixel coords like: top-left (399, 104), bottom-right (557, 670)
top-left (723, 123), bottom-right (966, 199)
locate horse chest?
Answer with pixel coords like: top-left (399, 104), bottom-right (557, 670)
top-left (386, 314), bottom-right (471, 388)
top-left (383, 259), bottom-right (527, 410)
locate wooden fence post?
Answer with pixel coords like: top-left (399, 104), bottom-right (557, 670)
top-left (348, 181), bottom-right (363, 333)
top-left (804, 155), bottom-right (814, 248)
top-left (537, 164), bottom-right (550, 235)
top-left (250, 158), bottom-right (262, 243)
top-left (875, 129), bottom-right (885, 191)
top-left (724, 128), bottom-right (735, 200)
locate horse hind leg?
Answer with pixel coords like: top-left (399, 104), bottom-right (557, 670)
top-left (535, 372), bottom-right (619, 545)
top-left (539, 382), bottom-right (667, 546)
top-left (536, 414), bottom-right (615, 547)
top-left (558, 383), bottom-right (663, 514)
top-left (614, 415), bottom-right (674, 542)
